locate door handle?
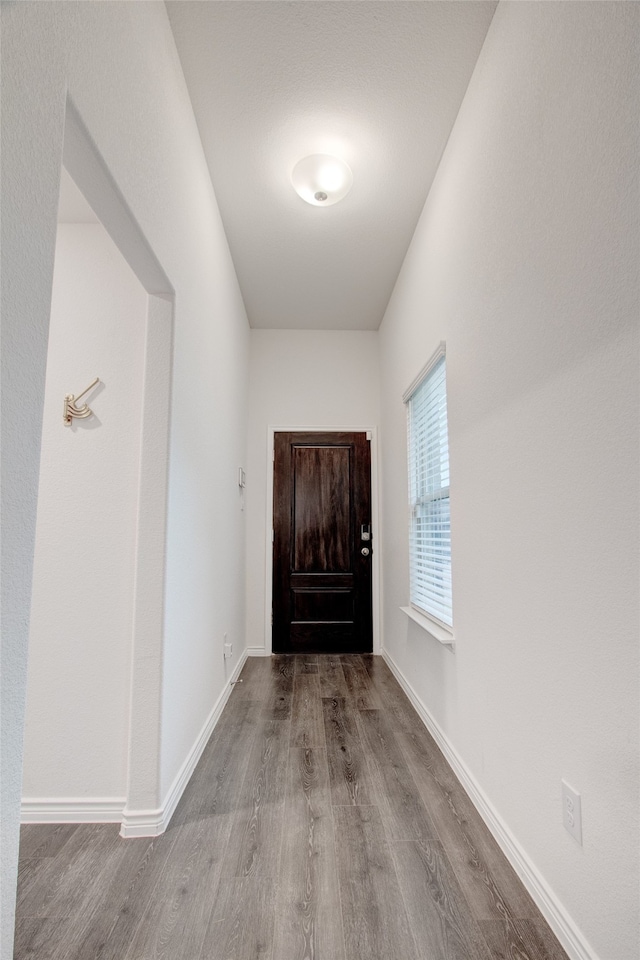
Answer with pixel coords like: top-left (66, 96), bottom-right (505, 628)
top-left (361, 547), bottom-right (370, 557)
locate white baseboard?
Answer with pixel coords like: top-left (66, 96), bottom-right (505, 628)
top-left (118, 805), bottom-right (165, 838)
top-left (21, 797), bottom-right (125, 823)
top-left (120, 648), bottom-right (248, 838)
top-left (247, 646), bottom-right (271, 657)
top-left (381, 647), bottom-right (598, 960)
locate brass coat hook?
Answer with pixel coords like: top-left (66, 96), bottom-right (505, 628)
top-left (63, 377), bottom-right (100, 425)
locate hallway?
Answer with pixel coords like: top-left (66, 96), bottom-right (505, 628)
top-left (15, 655), bottom-right (568, 960)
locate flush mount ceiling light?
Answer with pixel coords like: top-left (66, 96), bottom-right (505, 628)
top-left (291, 154), bottom-right (353, 207)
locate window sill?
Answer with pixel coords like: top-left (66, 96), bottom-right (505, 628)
top-left (400, 606), bottom-right (455, 650)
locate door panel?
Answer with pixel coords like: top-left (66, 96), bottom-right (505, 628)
top-left (273, 431), bottom-right (372, 654)
top-left (293, 446), bottom-right (350, 572)
top-left (292, 589), bottom-right (353, 622)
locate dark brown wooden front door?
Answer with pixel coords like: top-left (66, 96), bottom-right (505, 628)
top-left (273, 431), bottom-right (373, 654)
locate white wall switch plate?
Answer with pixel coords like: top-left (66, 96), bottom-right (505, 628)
top-left (562, 779), bottom-right (582, 844)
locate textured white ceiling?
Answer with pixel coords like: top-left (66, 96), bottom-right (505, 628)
top-left (167, 1), bottom-right (496, 330)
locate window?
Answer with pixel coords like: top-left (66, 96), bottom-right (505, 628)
top-left (404, 344), bottom-right (452, 628)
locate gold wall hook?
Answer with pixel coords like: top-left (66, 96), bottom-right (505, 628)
top-left (63, 377), bottom-right (100, 425)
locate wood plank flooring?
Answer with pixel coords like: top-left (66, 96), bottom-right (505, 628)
top-left (15, 655), bottom-right (569, 960)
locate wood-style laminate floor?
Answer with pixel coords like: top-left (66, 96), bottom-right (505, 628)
top-left (15, 655), bottom-right (570, 960)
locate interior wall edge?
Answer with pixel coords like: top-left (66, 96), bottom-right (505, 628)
top-left (121, 647), bottom-right (248, 838)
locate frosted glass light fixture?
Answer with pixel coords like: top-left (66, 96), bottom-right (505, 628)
top-left (291, 154), bottom-right (353, 206)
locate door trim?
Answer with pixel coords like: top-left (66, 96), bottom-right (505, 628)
top-left (263, 425), bottom-right (381, 657)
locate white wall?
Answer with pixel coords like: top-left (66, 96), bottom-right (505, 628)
top-left (246, 330), bottom-right (380, 651)
top-left (1, 3), bottom-right (249, 953)
top-left (378, 4), bottom-right (639, 959)
top-left (23, 223), bottom-right (145, 803)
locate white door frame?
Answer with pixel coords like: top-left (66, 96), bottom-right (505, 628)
top-left (262, 425), bottom-right (381, 657)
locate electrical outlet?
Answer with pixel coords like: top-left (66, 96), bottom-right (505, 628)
top-left (223, 633), bottom-right (233, 660)
top-left (562, 780), bottom-right (582, 844)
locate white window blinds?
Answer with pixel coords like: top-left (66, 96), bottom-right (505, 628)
top-left (405, 349), bottom-right (452, 628)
